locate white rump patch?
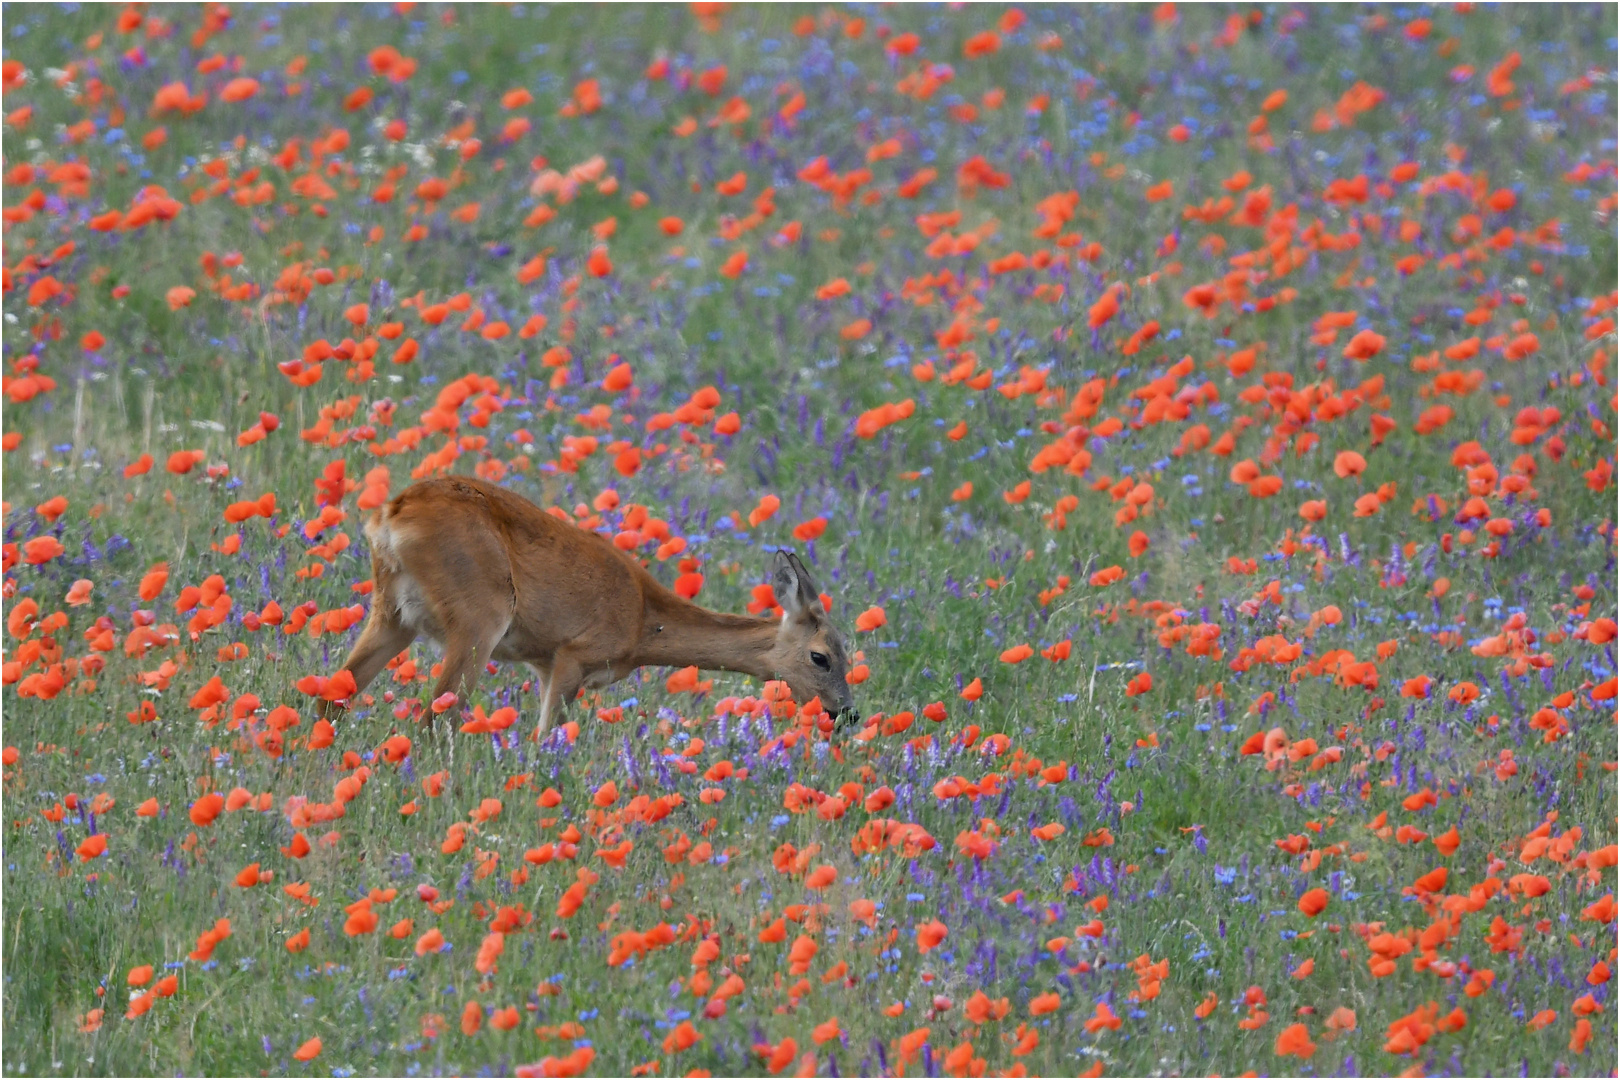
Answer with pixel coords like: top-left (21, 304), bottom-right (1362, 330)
top-left (392, 571), bottom-right (435, 640)
top-left (365, 514), bottom-right (400, 571)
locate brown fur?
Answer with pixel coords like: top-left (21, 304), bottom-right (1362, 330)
top-left (321, 476), bottom-right (858, 735)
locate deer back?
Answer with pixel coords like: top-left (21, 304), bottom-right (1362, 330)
top-left (371, 477), bottom-right (653, 663)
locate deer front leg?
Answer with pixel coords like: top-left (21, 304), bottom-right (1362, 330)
top-left (527, 661), bottom-right (553, 742)
top-left (535, 652), bottom-right (583, 743)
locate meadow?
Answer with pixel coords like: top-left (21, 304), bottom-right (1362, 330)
top-left (1, 3), bottom-right (1616, 1076)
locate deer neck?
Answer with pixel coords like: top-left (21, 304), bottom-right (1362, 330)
top-left (635, 595), bottom-right (780, 678)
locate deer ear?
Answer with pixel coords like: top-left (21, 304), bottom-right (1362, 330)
top-left (784, 552), bottom-right (822, 615)
top-left (771, 551), bottom-right (806, 617)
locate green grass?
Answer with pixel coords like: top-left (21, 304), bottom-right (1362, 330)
top-left (2, 3), bottom-right (1616, 1077)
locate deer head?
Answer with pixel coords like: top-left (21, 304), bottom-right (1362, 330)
top-left (764, 550), bottom-right (859, 724)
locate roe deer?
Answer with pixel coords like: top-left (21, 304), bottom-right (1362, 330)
top-left (320, 476), bottom-right (859, 735)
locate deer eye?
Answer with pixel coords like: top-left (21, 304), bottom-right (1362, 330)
top-left (810, 651), bottom-right (831, 670)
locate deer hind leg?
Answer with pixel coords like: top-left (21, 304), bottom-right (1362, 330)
top-left (383, 515), bottom-right (517, 731)
top-left (430, 616), bottom-right (511, 723)
top-left (318, 608), bottom-right (416, 722)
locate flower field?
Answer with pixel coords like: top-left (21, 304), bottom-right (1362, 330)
top-left (2, 3), bottom-right (1617, 1076)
